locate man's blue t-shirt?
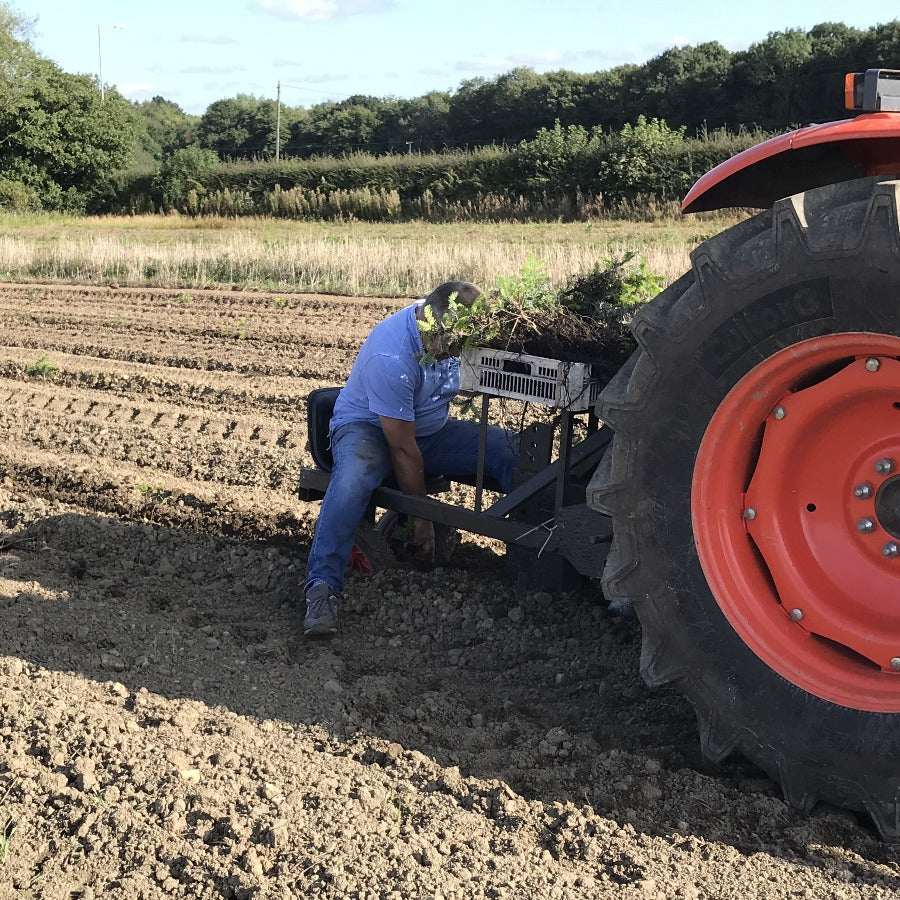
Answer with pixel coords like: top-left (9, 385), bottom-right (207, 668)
top-left (329, 301), bottom-right (459, 438)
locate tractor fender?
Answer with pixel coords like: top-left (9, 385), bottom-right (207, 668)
top-left (682, 113), bottom-right (900, 213)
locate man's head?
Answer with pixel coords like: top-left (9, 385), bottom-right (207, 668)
top-left (423, 281), bottom-right (482, 321)
top-left (417, 280), bottom-right (483, 360)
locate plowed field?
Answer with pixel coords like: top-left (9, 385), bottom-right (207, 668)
top-left (0, 284), bottom-right (896, 899)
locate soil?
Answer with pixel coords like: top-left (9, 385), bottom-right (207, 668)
top-left (0, 283), bottom-right (897, 899)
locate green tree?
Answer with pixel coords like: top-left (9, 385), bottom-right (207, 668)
top-left (447, 76), bottom-right (492, 147)
top-left (729, 29), bottom-right (815, 128)
top-left (598, 116), bottom-right (689, 202)
top-left (0, 5), bottom-right (137, 210)
top-left (198, 95), bottom-right (280, 159)
top-left (516, 119), bottom-right (604, 197)
top-left (791, 24), bottom-right (865, 123)
top-left (393, 91), bottom-right (451, 152)
top-left (448, 68), bottom-right (573, 146)
top-left (289, 95), bottom-right (389, 156)
top-left (152, 145), bottom-right (219, 211)
top-left (859, 20), bottom-right (900, 69)
top-left (132, 96), bottom-right (199, 163)
top-left (321, 102), bottom-right (381, 154)
top-left (626, 43), bottom-right (732, 131)
top-left (572, 66), bottom-right (635, 132)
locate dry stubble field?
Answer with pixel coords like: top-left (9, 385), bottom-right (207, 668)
top-left (0, 282), bottom-right (898, 899)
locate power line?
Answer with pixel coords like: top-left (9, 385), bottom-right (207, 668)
top-left (278, 82), bottom-right (360, 100)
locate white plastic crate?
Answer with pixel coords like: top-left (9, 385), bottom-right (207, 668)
top-left (460, 347), bottom-right (600, 411)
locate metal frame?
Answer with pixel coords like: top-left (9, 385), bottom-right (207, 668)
top-left (298, 393), bottom-right (614, 572)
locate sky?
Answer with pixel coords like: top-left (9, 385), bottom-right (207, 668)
top-left (19, 0), bottom-right (900, 116)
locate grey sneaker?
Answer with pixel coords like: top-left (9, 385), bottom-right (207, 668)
top-left (304, 582), bottom-right (338, 636)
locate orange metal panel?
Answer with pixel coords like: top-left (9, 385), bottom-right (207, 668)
top-left (682, 113), bottom-right (900, 213)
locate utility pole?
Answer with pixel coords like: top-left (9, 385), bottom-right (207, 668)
top-left (275, 81), bottom-right (281, 162)
top-left (97, 25), bottom-right (104, 103)
top-left (97, 24), bottom-right (126, 104)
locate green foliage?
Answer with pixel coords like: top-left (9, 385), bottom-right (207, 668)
top-left (417, 292), bottom-right (495, 364)
top-left (417, 254), bottom-right (663, 375)
top-left (136, 482), bottom-right (171, 504)
top-left (0, 6), bottom-right (137, 210)
top-left (495, 255), bottom-right (557, 311)
top-left (108, 123), bottom-right (761, 220)
top-left (153, 145), bottom-right (220, 211)
top-left (132, 96), bottom-right (198, 163)
top-left (25, 354), bottom-right (56, 377)
top-left (515, 120), bottom-right (606, 197)
top-left (0, 173), bottom-right (42, 212)
top-left (560, 251), bottom-right (664, 316)
top-left (197, 94), bottom-right (281, 159)
top-left (598, 116), bottom-right (690, 202)
top-left (221, 316), bottom-right (249, 340)
top-left (0, 816), bottom-right (16, 863)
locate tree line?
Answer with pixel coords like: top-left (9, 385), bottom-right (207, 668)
top-left (0, 2), bottom-right (898, 215)
top-left (137, 20), bottom-right (900, 163)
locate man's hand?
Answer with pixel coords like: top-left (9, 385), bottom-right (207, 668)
top-left (412, 518), bottom-right (435, 559)
top-left (379, 416), bottom-right (437, 566)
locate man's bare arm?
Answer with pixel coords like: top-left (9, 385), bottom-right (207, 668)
top-left (379, 416), bottom-right (426, 494)
top-left (379, 415), bottom-right (435, 555)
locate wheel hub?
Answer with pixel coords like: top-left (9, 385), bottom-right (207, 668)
top-left (692, 334), bottom-right (900, 711)
top-left (876, 474), bottom-right (900, 540)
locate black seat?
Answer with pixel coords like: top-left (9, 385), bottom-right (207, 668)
top-left (306, 386), bottom-right (341, 471)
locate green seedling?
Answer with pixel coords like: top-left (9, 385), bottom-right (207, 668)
top-left (136, 483), bottom-right (171, 505)
top-left (0, 817), bottom-right (16, 863)
top-left (221, 316), bottom-right (249, 339)
top-left (382, 791), bottom-right (406, 823)
top-left (25, 355), bottom-right (56, 377)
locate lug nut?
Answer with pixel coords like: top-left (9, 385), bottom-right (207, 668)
top-left (854, 483), bottom-right (874, 500)
top-left (790, 608), bottom-right (804, 621)
top-left (772, 406), bottom-right (786, 420)
top-left (884, 542), bottom-right (899, 558)
top-left (892, 658), bottom-right (900, 672)
top-left (743, 508), bottom-right (757, 520)
top-left (857, 518), bottom-right (876, 534)
top-left (865, 358), bottom-right (881, 372)
top-left (875, 458), bottom-right (895, 476)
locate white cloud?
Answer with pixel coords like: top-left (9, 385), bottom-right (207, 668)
top-left (180, 32), bottom-right (239, 45)
top-left (273, 66), bottom-right (351, 85)
top-left (453, 49), bottom-right (578, 75)
top-left (178, 65), bottom-right (245, 75)
top-left (457, 54), bottom-right (551, 73)
top-left (253, 0), bottom-right (395, 23)
top-left (119, 82), bottom-right (155, 97)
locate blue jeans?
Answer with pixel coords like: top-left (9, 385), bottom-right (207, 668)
top-left (305, 418), bottom-right (518, 596)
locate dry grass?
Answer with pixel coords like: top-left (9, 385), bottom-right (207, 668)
top-left (0, 212), bottom-right (746, 296)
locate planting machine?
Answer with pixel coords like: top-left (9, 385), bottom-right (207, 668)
top-left (300, 70), bottom-right (900, 838)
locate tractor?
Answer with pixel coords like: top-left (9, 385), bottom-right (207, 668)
top-left (300, 69), bottom-right (900, 839)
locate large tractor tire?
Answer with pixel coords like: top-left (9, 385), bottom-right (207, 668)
top-left (589, 176), bottom-right (900, 839)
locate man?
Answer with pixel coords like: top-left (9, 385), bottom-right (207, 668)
top-left (303, 280), bottom-right (518, 636)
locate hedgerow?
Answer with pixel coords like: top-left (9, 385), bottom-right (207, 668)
top-left (105, 121), bottom-right (766, 221)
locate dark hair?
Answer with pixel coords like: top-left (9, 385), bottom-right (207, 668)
top-left (423, 280), bottom-right (482, 323)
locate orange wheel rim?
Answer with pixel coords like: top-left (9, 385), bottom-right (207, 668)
top-left (692, 334), bottom-right (900, 711)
